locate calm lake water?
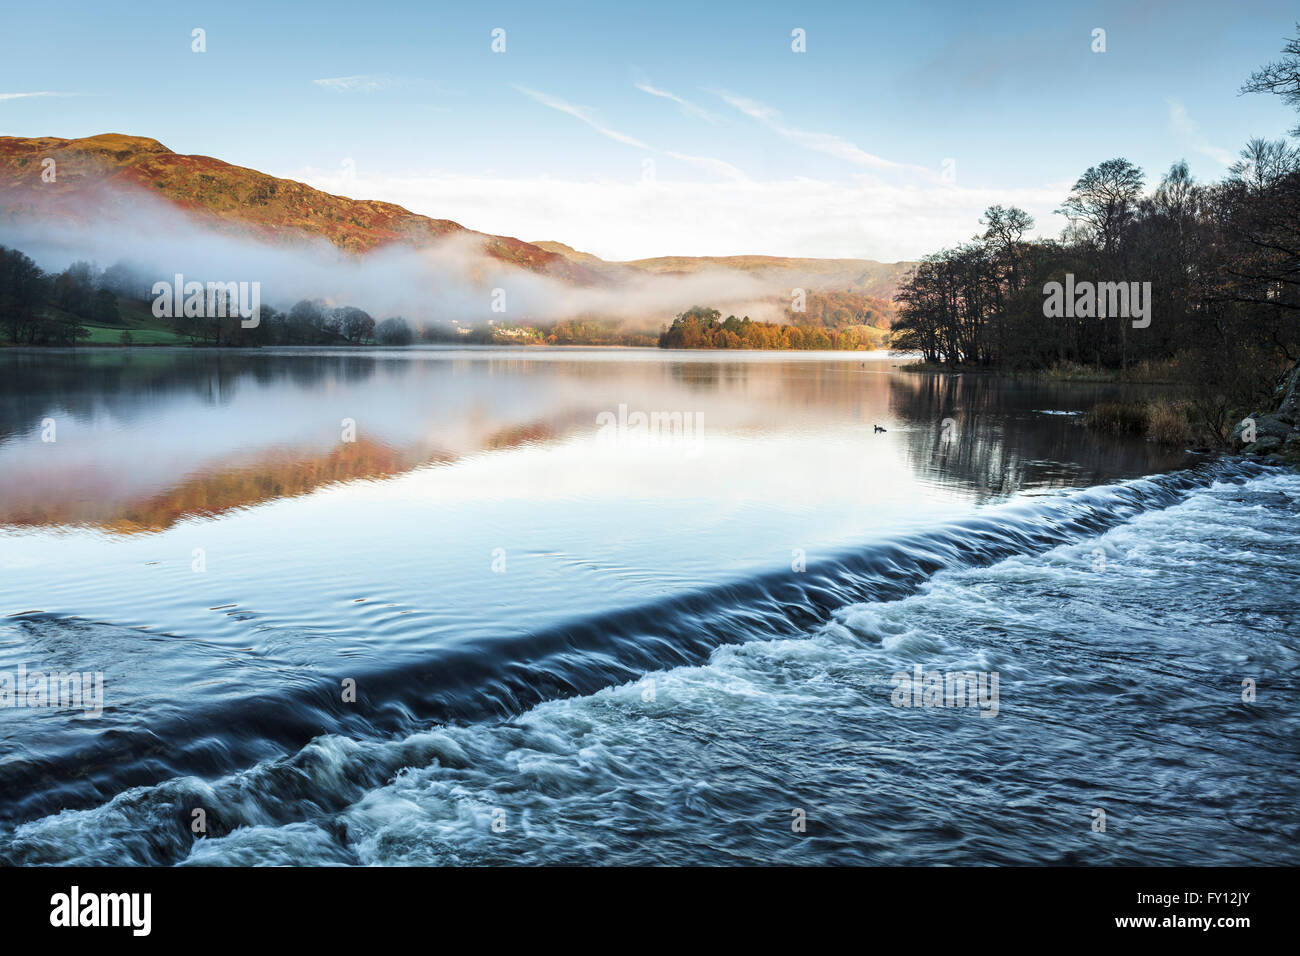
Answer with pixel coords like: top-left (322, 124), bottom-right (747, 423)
top-left (0, 346), bottom-right (1295, 865)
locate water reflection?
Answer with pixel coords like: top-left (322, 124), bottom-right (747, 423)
top-left (0, 347), bottom-right (1250, 849)
top-left (0, 348), bottom-right (1191, 534)
top-left (889, 367), bottom-right (1192, 496)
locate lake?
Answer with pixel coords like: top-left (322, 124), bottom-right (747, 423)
top-left (0, 346), bottom-right (1295, 864)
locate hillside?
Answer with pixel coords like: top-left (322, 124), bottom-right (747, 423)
top-left (0, 133), bottom-right (595, 283)
top-left (531, 241), bottom-right (912, 303)
top-left (0, 133), bottom-right (907, 336)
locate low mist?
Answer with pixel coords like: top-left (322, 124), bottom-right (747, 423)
top-left (0, 183), bottom-right (793, 331)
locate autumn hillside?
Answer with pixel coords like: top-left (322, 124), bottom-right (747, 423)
top-left (0, 133), bottom-right (595, 283)
top-left (0, 133), bottom-right (909, 333)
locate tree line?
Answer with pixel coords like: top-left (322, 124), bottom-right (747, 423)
top-left (0, 251), bottom-right (417, 347)
top-left (659, 306), bottom-right (881, 350)
top-left (891, 26), bottom-right (1300, 429)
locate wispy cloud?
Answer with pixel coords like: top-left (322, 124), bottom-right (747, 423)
top-left (1166, 98), bottom-right (1235, 166)
top-left (516, 86), bottom-right (649, 148)
top-left (313, 74), bottom-right (405, 94)
top-left (714, 90), bottom-right (931, 177)
top-left (0, 91), bottom-right (87, 101)
top-left (516, 85), bottom-right (747, 181)
top-left (634, 80), bottom-right (718, 123)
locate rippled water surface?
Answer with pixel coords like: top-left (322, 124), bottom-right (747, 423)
top-left (0, 347), bottom-right (1295, 865)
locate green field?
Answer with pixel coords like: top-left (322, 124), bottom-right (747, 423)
top-left (57, 298), bottom-right (189, 346)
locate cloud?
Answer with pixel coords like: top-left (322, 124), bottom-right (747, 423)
top-left (288, 165), bottom-right (1063, 263)
top-left (714, 90), bottom-right (935, 178)
top-left (517, 86), bottom-right (747, 181)
top-left (313, 75), bottom-right (405, 93)
top-left (1166, 98), bottom-right (1235, 167)
top-left (516, 86), bottom-right (649, 148)
top-left (0, 92), bottom-right (86, 101)
top-left (633, 80), bottom-right (718, 123)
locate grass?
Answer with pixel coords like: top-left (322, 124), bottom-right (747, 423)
top-left (1037, 358), bottom-right (1181, 384)
top-left (898, 359), bottom-right (982, 373)
top-left (81, 324), bottom-right (185, 345)
top-left (49, 298), bottom-right (189, 346)
top-left (1082, 401), bottom-right (1148, 434)
top-left (1144, 399), bottom-right (1197, 445)
top-left (1083, 399), bottom-right (1199, 445)
top-left (900, 358), bottom-right (1183, 383)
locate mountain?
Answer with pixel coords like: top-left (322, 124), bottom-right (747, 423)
top-left (0, 133), bottom-right (911, 323)
top-left (0, 133), bottom-right (595, 283)
top-left (531, 243), bottom-right (913, 302)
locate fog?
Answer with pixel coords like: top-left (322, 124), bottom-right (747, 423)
top-left (0, 183), bottom-right (793, 330)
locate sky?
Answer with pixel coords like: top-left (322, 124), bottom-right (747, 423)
top-left (2, 0), bottom-right (1297, 262)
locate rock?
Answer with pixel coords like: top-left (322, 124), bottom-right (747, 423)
top-left (1274, 361), bottom-right (1300, 422)
top-left (1257, 415), bottom-right (1293, 440)
top-left (1244, 434), bottom-right (1283, 455)
top-left (1231, 362), bottom-right (1300, 460)
top-left (1234, 412), bottom-right (1296, 452)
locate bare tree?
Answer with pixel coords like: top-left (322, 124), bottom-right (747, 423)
top-left (1056, 159), bottom-right (1145, 257)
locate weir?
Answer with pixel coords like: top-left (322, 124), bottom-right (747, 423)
top-left (0, 458), bottom-right (1272, 844)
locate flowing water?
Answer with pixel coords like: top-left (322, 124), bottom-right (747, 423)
top-left (0, 347), bottom-right (1295, 865)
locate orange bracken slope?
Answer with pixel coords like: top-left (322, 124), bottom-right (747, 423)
top-left (0, 133), bottom-right (597, 283)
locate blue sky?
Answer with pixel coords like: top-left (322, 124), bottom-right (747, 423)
top-left (2, 0), bottom-right (1297, 260)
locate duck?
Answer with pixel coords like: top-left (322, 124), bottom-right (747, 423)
top-left (873, 425), bottom-right (887, 433)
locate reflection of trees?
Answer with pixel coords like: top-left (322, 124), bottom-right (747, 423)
top-left (889, 371), bottom-right (1193, 499)
top-left (667, 359), bottom-right (750, 392)
top-left (0, 350), bottom-right (383, 443)
top-left (0, 351), bottom-right (1203, 530)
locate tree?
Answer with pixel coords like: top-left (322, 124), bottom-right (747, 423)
top-left (1240, 22), bottom-right (1300, 135)
top-left (980, 205), bottom-right (1034, 253)
top-left (99, 261), bottom-right (152, 300)
top-left (1228, 138), bottom-right (1300, 192)
top-left (375, 316), bottom-right (414, 345)
top-left (334, 306), bottom-right (375, 344)
top-left (1223, 26), bottom-right (1300, 329)
top-left (288, 299), bottom-right (328, 343)
top-left (54, 260), bottom-right (98, 318)
top-left (1056, 159), bottom-right (1145, 256)
top-left (0, 246), bottom-right (48, 343)
top-left (91, 288), bottom-right (120, 325)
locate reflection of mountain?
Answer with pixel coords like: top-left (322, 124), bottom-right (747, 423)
top-left (0, 416), bottom-right (576, 533)
top-left (888, 371), bottom-right (1194, 498)
top-left (0, 350), bottom-right (1198, 532)
top-left (0, 439), bottom-right (436, 533)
